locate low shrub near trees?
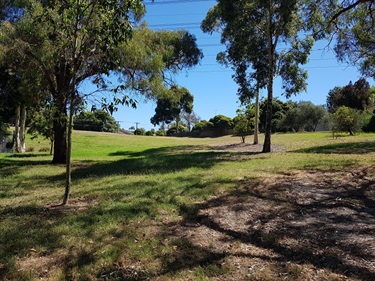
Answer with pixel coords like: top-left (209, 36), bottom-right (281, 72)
top-left (74, 110), bottom-right (119, 133)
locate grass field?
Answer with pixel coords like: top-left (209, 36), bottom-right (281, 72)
top-left (0, 131), bottom-right (374, 280)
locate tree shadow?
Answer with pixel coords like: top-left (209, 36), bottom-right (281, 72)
top-left (158, 168), bottom-right (375, 280)
top-left (294, 141), bottom-right (375, 154)
top-left (0, 198), bottom-right (172, 280)
top-left (46, 145), bottom-right (233, 182)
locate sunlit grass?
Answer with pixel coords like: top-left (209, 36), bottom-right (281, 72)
top-left (0, 130), bottom-right (374, 280)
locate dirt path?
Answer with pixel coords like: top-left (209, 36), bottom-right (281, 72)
top-left (161, 167), bottom-right (375, 280)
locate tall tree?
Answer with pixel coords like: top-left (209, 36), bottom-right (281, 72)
top-left (326, 78), bottom-right (372, 112)
top-left (1, 2), bottom-right (202, 204)
top-left (150, 85), bottom-right (194, 133)
top-left (202, 0), bottom-right (314, 152)
top-left (0, 0), bottom-right (146, 164)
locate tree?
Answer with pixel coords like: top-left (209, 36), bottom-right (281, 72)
top-left (74, 110), bottom-right (119, 133)
top-left (233, 112), bottom-right (250, 143)
top-left (326, 78), bottom-right (373, 112)
top-left (209, 114), bottom-right (233, 135)
top-left (28, 103), bottom-right (55, 155)
top-left (332, 106), bottom-right (363, 135)
top-left (134, 128), bottom-right (145, 136)
top-left (181, 111), bottom-right (200, 132)
top-left (202, 0), bottom-right (314, 152)
top-left (192, 120), bottom-right (213, 132)
top-left (306, 1), bottom-right (375, 78)
top-left (1, 2), bottom-right (202, 204)
top-left (297, 102), bottom-right (327, 132)
top-left (150, 85), bottom-right (194, 133)
top-left (0, 66), bottom-right (43, 153)
top-left (259, 99), bottom-right (295, 133)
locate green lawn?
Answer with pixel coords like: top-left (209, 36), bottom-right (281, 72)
top-left (0, 131), bottom-right (374, 280)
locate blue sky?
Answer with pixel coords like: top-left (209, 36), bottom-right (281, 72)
top-left (111, 0), bottom-right (368, 131)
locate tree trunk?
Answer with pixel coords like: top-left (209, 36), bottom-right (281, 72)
top-left (14, 105), bottom-right (27, 153)
top-left (14, 105), bottom-right (20, 152)
top-left (176, 114), bottom-right (180, 133)
top-left (52, 115), bottom-right (67, 164)
top-left (263, 90), bottom-right (272, 153)
top-left (253, 86), bottom-right (260, 145)
top-left (19, 105), bottom-right (27, 152)
top-left (263, 7), bottom-right (274, 153)
top-left (50, 139), bottom-right (54, 155)
top-left (63, 95), bottom-right (74, 205)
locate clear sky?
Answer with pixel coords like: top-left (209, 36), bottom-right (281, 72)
top-left (110, 0), bottom-right (369, 131)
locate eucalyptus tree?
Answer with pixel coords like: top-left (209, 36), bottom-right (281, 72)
top-left (306, 0), bottom-right (375, 78)
top-left (150, 85), bottom-right (194, 133)
top-left (0, 1), bottom-right (202, 204)
top-left (202, 0), bottom-right (314, 152)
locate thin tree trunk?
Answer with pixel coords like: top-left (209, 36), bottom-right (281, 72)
top-left (63, 95), bottom-right (74, 205)
top-left (263, 5), bottom-right (275, 153)
top-left (14, 105), bottom-right (20, 152)
top-left (50, 139), bottom-right (53, 155)
top-left (176, 114), bottom-right (180, 133)
top-left (253, 86), bottom-right (259, 145)
top-left (19, 105), bottom-right (27, 153)
top-left (63, 1), bottom-right (80, 205)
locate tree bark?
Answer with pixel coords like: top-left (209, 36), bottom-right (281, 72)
top-left (52, 111), bottom-right (67, 164)
top-left (14, 105), bottom-right (20, 152)
top-left (14, 105), bottom-right (27, 153)
top-left (253, 86), bottom-right (259, 145)
top-left (63, 95), bottom-right (74, 205)
top-left (19, 105), bottom-right (27, 152)
top-left (263, 6), bottom-right (274, 153)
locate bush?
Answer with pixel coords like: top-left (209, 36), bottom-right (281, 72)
top-left (74, 110), bottom-right (119, 133)
top-left (332, 106), bottom-right (363, 135)
top-left (362, 114), bottom-right (375, 132)
top-left (134, 128), bottom-right (146, 135)
top-left (155, 129), bottom-right (166, 136)
top-left (145, 129), bottom-right (155, 136)
top-left (166, 124), bottom-right (188, 136)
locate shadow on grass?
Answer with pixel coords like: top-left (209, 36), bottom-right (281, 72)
top-left (0, 198), bottom-right (171, 280)
top-left (46, 146), bottom-right (232, 182)
top-left (158, 168), bottom-right (375, 280)
top-left (294, 141), bottom-right (375, 154)
top-left (0, 155), bottom-right (52, 180)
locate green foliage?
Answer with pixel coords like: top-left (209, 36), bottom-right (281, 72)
top-left (362, 114), bottom-right (375, 133)
top-left (192, 120), bottom-right (213, 132)
top-left (134, 128), bottom-right (146, 136)
top-left (145, 129), bottom-right (155, 136)
top-left (150, 85), bottom-right (194, 130)
top-left (259, 99), bottom-right (295, 133)
top-left (209, 115), bottom-right (233, 132)
top-left (27, 104), bottom-right (55, 144)
top-left (74, 110), bottom-right (119, 133)
top-left (332, 106), bottom-right (364, 135)
top-left (233, 114), bottom-right (250, 143)
top-left (202, 0), bottom-right (314, 152)
top-left (326, 78), bottom-right (372, 112)
top-left (281, 102), bottom-right (327, 132)
top-left (166, 123), bottom-right (188, 136)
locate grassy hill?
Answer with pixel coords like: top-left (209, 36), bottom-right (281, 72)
top-left (1, 131), bottom-right (374, 280)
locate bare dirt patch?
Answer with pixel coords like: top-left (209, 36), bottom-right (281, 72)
top-left (160, 167), bottom-right (375, 280)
